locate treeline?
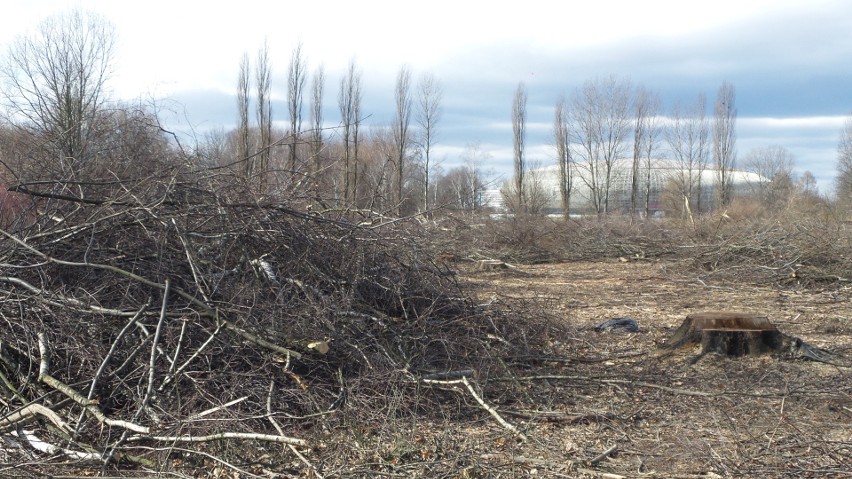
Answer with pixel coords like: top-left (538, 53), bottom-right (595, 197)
top-left (503, 76), bottom-right (836, 219)
top-left (1, 9), bottom-right (850, 223)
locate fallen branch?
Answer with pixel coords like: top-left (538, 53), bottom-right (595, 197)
top-left (589, 444), bottom-right (618, 464)
top-left (189, 396), bottom-right (249, 421)
top-left (496, 374), bottom-right (773, 399)
top-left (159, 319), bottom-right (224, 392)
top-left (15, 429), bottom-right (102, 461)
top-left (479, 452), bottom-right (572, 469)
top-left (461, 377), bottom-right (528, 442)
top-left (127, 431), bottom-right (307, 447)
top-left (420, 374), bottom-right (528, 441)
top-left (0, 403), bottom-right (70, 433)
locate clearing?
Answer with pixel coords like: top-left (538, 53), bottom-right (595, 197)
top-left (450, 258), bottom-right (851, 478)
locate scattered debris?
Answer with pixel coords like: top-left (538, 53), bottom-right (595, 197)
top-left (594, 317), bottom-right (640, 333)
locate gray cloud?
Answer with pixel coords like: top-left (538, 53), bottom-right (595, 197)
top-left (165, 3), bottom-right (850, 193)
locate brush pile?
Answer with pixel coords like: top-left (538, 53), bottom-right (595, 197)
top-left (0, 172), bottom-right (523, 475)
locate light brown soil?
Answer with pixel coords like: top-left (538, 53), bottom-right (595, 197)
top-left (449, 258), bottom-right (852, 478)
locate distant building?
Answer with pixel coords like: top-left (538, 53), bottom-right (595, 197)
top-left (486, 160), bottom-right (766, 216)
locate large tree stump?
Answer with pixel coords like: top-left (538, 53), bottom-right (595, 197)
top-left (660, 311), bottom-right (847, 365)
top-left (662, 311), bottom-right (784, 357)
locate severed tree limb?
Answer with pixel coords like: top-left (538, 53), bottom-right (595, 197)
top-left (126, 431), bottom-right (307, 447)
top-left (461, 377), bottom-right (528, 442)
top-left (36, 333), bottom-right (149, 434)
top-left (171, 217), bottom-right (212, 303)
top-left (169, 319), bottom-right (188, 377)
top-left (267, 380), bottom-right (285, 436)
top-left (575, 468), bottom-right (626, 479)
top-left (16, 429), bottom-right (103, 461)
top-left (138, 279), bottom-right (169, 419)
top-left (0, 275), bottom-right (142, 317)
top-left (221, 319), bottom-right (302, 360)
top-left (480, 453), bottom-right (573, 469)
top-left (422, 375), bottom-right (528, 442)
top-left (496, 374), bottom-right (756, 399)
top-left (189, 396), bottom-right (248, 421)
top-left (0, 403), bottom-right (70, 433)
top-left (420, 369), bottom-right (475, 381)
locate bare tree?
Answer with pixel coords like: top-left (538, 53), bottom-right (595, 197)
top-left (639, 92), bottom-right (662, 217)
top-left (837, 115), bottom-right (852, 208)
top-left (287, 42), bottom-right (307, 177)
top-left (512, 82), bottom-right (528, 213)
top-left (631, 85), bottom-right (660, 217)
top-left (309, 64), bottom-right (325, 197)
top-left (392, 65), bottom-right (413, 215)
top-left (570, 76), bottom-right (632, 215)
top-left (525, 162), bottom-right (555, 215)
top-left (742, 145), bottom-right (795, 209)
top-left (436, 165), bottom-right (482, 212)
top-left (437, 141), bottom-right (491, 212)
top-left (416, 72), bottom-right (442, 213)
top-left (462, 141), bottom-right (490, 211)
top-left (236, 53), bottom-right (251, 177)
top-left (0, 8), bottom-right (116, 172)
top-left (665, 95), bottom-right (709, 215)
top-left (797, 171), bottom-right (819, 198)
top-left (713, 81), bottom-right (737, 208)
top-left (256, 41), bottom-right (272, 193)
top-left (358, 126), bottom-right (396, 212)
top-left (553, 95), bottom-right (572, 219)
top-left (338, 59), bottom-right (363, 205)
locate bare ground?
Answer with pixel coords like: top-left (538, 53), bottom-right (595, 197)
top-left (435, 258), bottom-right (852, 478)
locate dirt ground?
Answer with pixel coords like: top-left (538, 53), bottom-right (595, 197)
top-left (447, 258), bottom-right (851, 478)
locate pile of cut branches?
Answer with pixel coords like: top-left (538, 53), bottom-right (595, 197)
top-left (681, 217), bottom-right (852, 286)
top-left (0, 171), bottom-right (531, 475)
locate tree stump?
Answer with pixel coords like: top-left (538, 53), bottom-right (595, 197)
top-left (662, 311), bottom-right (783, 357)
top-left (659, 311), bottom-right (846, 365)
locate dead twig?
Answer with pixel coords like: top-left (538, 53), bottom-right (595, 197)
top-left (589, 443), bottom-right (618, 464)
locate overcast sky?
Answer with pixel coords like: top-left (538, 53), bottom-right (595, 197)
top-left (2, 0), bottom-right (851, 192)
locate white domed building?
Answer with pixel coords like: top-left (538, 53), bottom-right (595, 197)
top-left (488, 159), bottom-right (766, 216)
